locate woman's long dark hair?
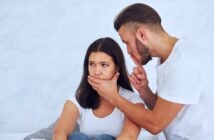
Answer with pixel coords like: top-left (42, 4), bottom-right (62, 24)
top-left (75, 37), bottom-right (133, 109)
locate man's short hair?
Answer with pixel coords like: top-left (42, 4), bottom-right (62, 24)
top-left (114, 3), bottom-right (162, 31)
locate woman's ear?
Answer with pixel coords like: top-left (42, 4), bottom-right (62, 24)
top-left (116, 66), bottom-right (120, 72)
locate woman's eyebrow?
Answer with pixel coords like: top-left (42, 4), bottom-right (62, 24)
top-left (88, 60), bottom-right (110, 63)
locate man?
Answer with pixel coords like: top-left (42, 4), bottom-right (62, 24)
top-left (88, 3), bottom-right (214, 140)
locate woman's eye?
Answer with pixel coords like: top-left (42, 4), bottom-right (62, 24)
top-left (88, 62), bottom-right (95, 67)
top-left (102, 63), bottom-right (109, 68)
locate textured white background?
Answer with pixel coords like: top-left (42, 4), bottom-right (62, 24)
top-left (0, 0), bottom-right (213, 136)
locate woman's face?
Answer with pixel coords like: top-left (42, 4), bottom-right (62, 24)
top-left (88, 52), bottom-right (117, 80)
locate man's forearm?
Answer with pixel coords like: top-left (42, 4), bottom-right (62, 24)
top-left (139, 87), bottom-right (157, 110)
top-left (112, 94), bottom-right (154, 132)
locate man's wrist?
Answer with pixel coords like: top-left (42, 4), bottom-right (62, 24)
top-left (110, 91), bottom-right (121, 106)
top-left (139, 87), bottom-right (152, 98)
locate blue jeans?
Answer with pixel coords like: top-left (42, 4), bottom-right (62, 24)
top-left (68, 132), bottom-right (115, 140)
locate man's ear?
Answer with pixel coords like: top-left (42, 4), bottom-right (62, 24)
top-left (136, 27), bottom-right (147, 43)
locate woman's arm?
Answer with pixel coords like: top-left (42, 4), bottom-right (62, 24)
top-left (116, 104), bottom-right (143, 140)
top-left (53, 100), bottom-right (79, 140)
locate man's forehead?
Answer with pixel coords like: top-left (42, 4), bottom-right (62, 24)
top-left (118, 26), bottom-right (127, 41)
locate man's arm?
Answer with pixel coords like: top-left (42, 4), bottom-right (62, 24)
top-left (88, 73), bottom-right (183, 134)
top-left (113, 94), bottom-right (183, 134)
top-left (129, 66), bottom-right (157, 110)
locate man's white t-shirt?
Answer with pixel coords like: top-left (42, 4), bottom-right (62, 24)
top-left (68, 87), bottom-right (144, 137)
top-left (157, 38), bottom-right (214, 140)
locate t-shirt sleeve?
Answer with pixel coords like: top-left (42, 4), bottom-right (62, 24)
top-left (128, 93), bottom-right (145, 104)
top-left (159, 62), bottom-right (204, 104)
top-left (121, 88), bottom-right (145, 104)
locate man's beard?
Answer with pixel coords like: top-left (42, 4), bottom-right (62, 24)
top-left (136, 39), bottom-right (152, 65)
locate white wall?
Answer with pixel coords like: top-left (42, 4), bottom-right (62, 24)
top-left (0, 0), bottom-right (213, 133)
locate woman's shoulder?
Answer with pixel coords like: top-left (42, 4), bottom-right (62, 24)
top-left (67, 94), bottom-right (84, 113)
top-left (119, 87), bottom-right (133, 95)
top-left (119, 87), bottom-right (144, 104)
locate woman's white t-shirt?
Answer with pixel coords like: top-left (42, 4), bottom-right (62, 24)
top-left (68, 87), bottom-right (144, 137)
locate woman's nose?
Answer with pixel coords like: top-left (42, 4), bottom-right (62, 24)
top-left (94, 66), bottom-right (102, 75)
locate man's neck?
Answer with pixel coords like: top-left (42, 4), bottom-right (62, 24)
top-left (155, 33), bottom-right (178, 62)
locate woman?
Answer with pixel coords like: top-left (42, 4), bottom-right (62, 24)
top-left (53, 37), bottom-right (144, 140)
